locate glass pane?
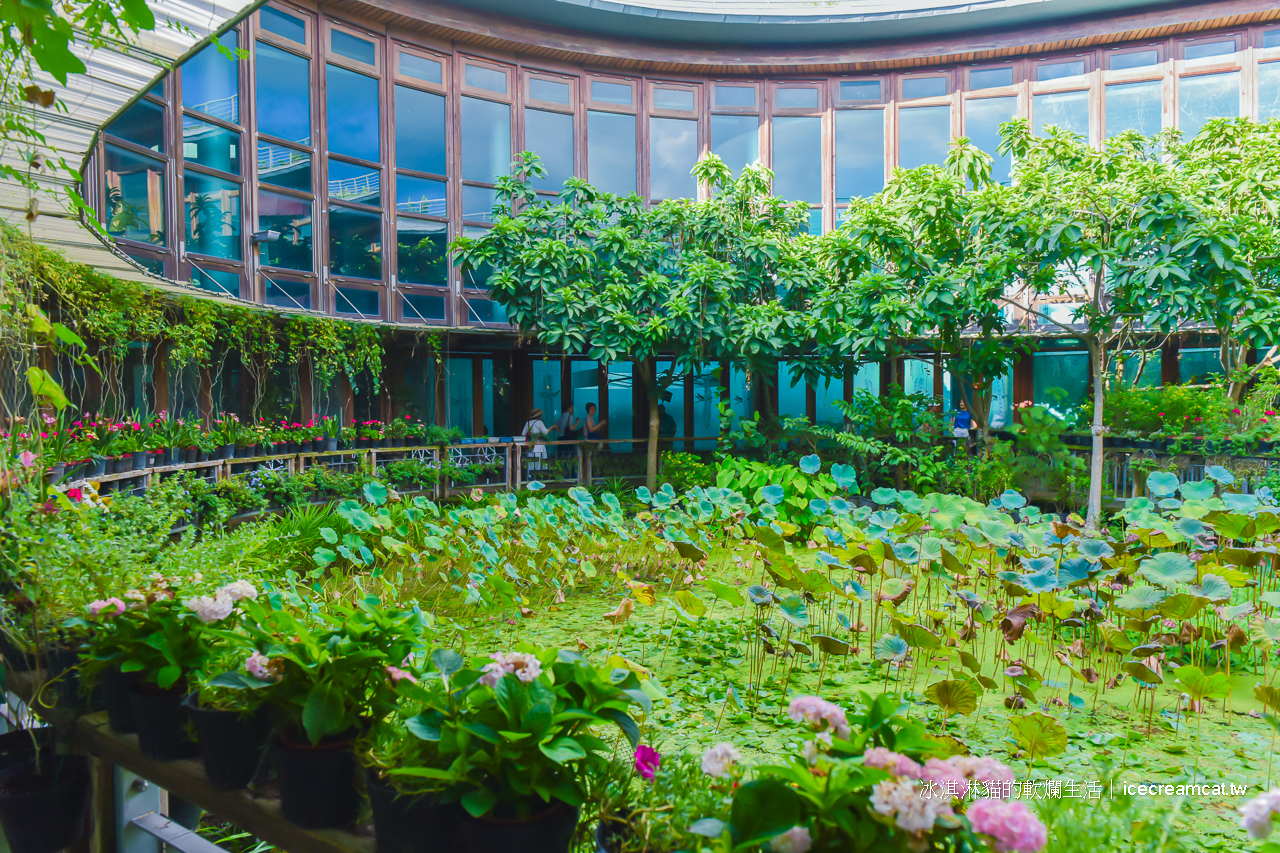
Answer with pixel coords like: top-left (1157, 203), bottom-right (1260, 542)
top-left (331, 30), bottom-right (375, 66)
top-left (969, 67), bottom-right (1013, 90)
top-left (1037, 60), bottom-right (1086, 82)
top-left (447, 359), bottom-right (473, 435)
top-left (264, 278), bottom-right (311, 309)
top-left (1179, 71), bottom-right (1239, 139)
top-left (1111, 49), bottom-right (1158, 70)
top-left (710, 114), bottom-right (758, 177)
top-left (898, 105), bottom-right (950, 169)
top-left (530, 78), bottom-right (570, 104)
top-left (395, 85), bottom-right (446, 175)
top-left (466, 64), bottom-right (506, 94)
top-left (400, 53), bottom-right (441, 84)
top-left (256, 43), bottom-right (310, 144)
top-left (772, 115), bottom-right (821, 203)
top-left (183, 31), bottom-right (240, 124)
top-left (531, 361), bottom-right (562, 431)
top-left (328, 159), bottom-right (380, 206)
top-left (258, 189), bottom-right (313, 271)
top-left (1106, 80), bottom-right (1162, 138)
top-left (190, 265), bottom-right (239, 297)
top-left (526, 108), bottom-right (574, 192)
top-left (402, 291), bottom-right (446, 322)
top-left (182, 116), bottom-right (240, 174)
top-left (1185, 40), bottom-right (1235, 62)
top-left (396, 175), bottom-right (446, 216)
top-left (778, 363), bottom-right (806, 419)
top-left (463, 184), bottom-right (499, 223)
top-left (260, 6), bottom-right (305, 44)
top-left (106, 99), bottom-right (165, 152)
top-left (467, 299), bottom-right (508, 325)
top-left (461, 95), bottom-right (511, 183)
top-left (326, 65), bottom-right (380, 162)
top-left (587, 110), bottom-right (637, 195)
top-left (814, 374), bottom-right (843, 427)
top-left (775, 88), bottom-right (818, 109)
top-left (715, 85), bottom-right (754, 108)
top-left (328, 205), bottom-right (381, 279)
top-left (570, 361), bottom-right (600, 428)
top-left (463, 226), bottom-right (494, 288)
top-left (649, 116), bottom-right (698, 200)
top-left (335, 287), bottom-right (379, 317)
top-left (1260, 63), bottom-right (1280, 120)
top-left (396, 219), bottom-right (447, 286)
top-left (654, 362), bottom-right (683, 441)
top-left (902, 77), bottom-right (946, 99)
top-left (257, 142), bottom-right (310, 191)
top-left (124, 251), bottom-right (164, 275)
top-left (1266, 31), bottom-right (1280, 50)
top-left (104, 145), bottom-right (166, 244)
top-left (608, 362), bottom-right (632, 452)
top-left (840, 80), bottom-right (879, 101)
top-left (1179, 347), bottom-right (1223, 383)
top-left (591, 80), bottom-right (631, 105)
top-left (835, 109), bottom-right (884, 201)
top-left (653, 88), bottom-right (694, 111)
top-left (964, 96), bottom-right (1015, 184)
top-left (1032, 351), bottom-right (1089, 418)
top-left (690, 367), bottom-right (719, 450)
top-left (184, 171), bottom-right (241, 259)
top-left (1034, 90), bottom-right (1090, 137)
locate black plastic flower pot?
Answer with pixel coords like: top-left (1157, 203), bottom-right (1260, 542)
top-left (455, 802), bottom-right (579, 853)
top-left (43, 463), bottom-right (66, 485)
top-left (393, 438), bottom-right (405, 447)
top-left (380, 438), bottom-right (392, 448)
top-left (183, 696), bottom-right (271, 790)
top-left (0, 635), bottom-right (32, 673)
top-left (100, 667), bottom-right (139, 733)
top-left (132, 451), bottom-right (148, 471)
top-left (198, 449), bottom-right (210, 462)
top-left (129, 684), bottom-right (198, 760)
top-left (366, 770), bottom-right (455, 853)
top-left (0, 729), bottom-right (54, 779)
top-left (186, 447), bottom-right (199, 464)
top-left (42, 645), bottom-right (88, 712)
top-left (273, 730), bottom-right (360, 828)
top-left (325, 438), bottom-right (338, 452)
top-left (88, 456), bottom-right (107, 477)
top-left (0, 754), bottom-right (91, 853)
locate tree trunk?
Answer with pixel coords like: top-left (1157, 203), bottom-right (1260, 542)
top-left (1086, 337), bottom-right (1105, 534)
top-left (636, 357), bottom-right (660, 491)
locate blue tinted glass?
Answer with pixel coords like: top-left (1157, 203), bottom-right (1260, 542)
top-left (467, 299), bottom-right (509, 325)
top-left (840, 80), bottom-right (879, 101)
top-left (335, 287), bottom-right (379, 316)
top-left (1037, 60), bottom-right (1085, 82)
top-left (400, 52), bottom-right (441, 84)
top-left (396, 175), bottom-right (446, 216)
top-left (1034, 90), bottom-right (1090, 137)
top-left (264, 278), bottom-right (311, 309)
top-left (1111, 50), bottom-right (1158, 70)
top-left (1260, 63), bottom-right (1280, 119)
top-left (182, 116), bottom-right (240, 174)
top-left (328, 158), bottom-right (380, 205)
top-left (714, 85), bottom-right (754, 107)
top-left (772, 115), bottom-right (821, 203)
top-left (1266, 31), bottom-right (1280, 49)
top-left (403, 291), bottom-right (447, 322)
top-left (104, 144), bottom-right (166, 244)
top-left (654, 88), bottom-right (694, 111)
top-left (649, 116), bottom-right (698, 200)
top-left (462, 185), bottom-right (499, 223)
top-left (591, 80), bottom-right (632, 105)
top-left (964, 96), bottom-right (1015, 183)
top-left (184, 171), bottom-right (241, 260)
top-left (395, 85), bottom-right (446, 175)
top-left (255, 42), bottom-right (310, 144)
top-left (530, 78), bottom-right (570, 104)
top-left (190, 266), bottom-right (239, 297)
top-left (397, 220), bottom-right (447, 287)
top-left (462, 226), bottom-right (494, 288)
top-left (902, 77), bottom-right (946, 99)
top-left (525, 108), bottom-right (574, 191)
top-left (461, 96), bottom-right (511, 183)
top-left (466, 64), bottom-right (507, 93)
top-left (775, 88), bottom-right (818, 109)
top-left (711, 114), bottom-right (758, 177)
top-left (331, 30), bottom-right (375, 66)
top-left (106, 99), bottom-right (165, 152)
top-left (326, 65), bottom-right (380, 161)
top-left (969, 67), bottom-right (1013, 90)
top-left (258, 189), bottom-right (312, 271)
top-left (587, 110), bottom-right (636, 195)
top-left (125, 251), bottom-right (164, 275)
top-left (329, 205), bottom-right (381, 279)
top-left (835, 109), bottom-right (884, 201)
top-left (1179, 70), bottom-right (1239, 139)
top-left (1106, 80), bottom-right (1162, 138)
top-left (260, 6), bottom-right (305, 43)
top-left (183, 31), bottom-right (240, 124)
top-left (1185, 41), bottom-right (1235, 61)
top-left (898, 105), bottom-right (950, 168)
top-left (257, 142), bottom-right (310, 190)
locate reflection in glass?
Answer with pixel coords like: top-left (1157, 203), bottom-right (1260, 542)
top-left (1105, 80), bottom-right (1162, 138)
top-left (395, 85), bottom-right (446, 175)
top-left (326, 65), bottom-right (380, 162)
top-left (1259, 63), bottom-right (1280, 119)
top-left (1034, 90), bottom-right (1090, 137)
top-left (125, 251), bottom-right (164, 275)
top-left (260, 6), bottom-right (306, 44)
top-left (964, 97), bottom-right (1015, 184)
top-left (649, 116), bottom-right (697, 200)
top-left (396, 175), bottom-right (446, 216)
top-left (835, 109), bottom-right (883, 201)
top-left (182, 31), bottom-right (240, 124)
top-left (462, 226), bottom-right (494, 289)
top-left (402, 291), bottom-right (446, 322)
top-left (182, 116), bottom-right (240, 174)
top-left (525, 108), bottom-right (574, 191)
top-left (104, 145), bottom-right (166, 244)
top-left (335, 287), bottom-right (379, 317)
top-left (775, 88), bottom-right (818, 109)
top-left (257, 142), bottom-right (311, 191)
top-left (256, 43), bottom-right (310, 144)
top-left (591, 80), bottom-right (631, 105)
top-left (257, 189), bottom-right (312, 271)
top-left (190, 266), bottom-right (240, 297)
top-left (587, 110), bottom-right (637, 196)
top-left (608, 362), bottom-right (632, 451)
top-left (1179, 71), bottom-right (1239, 139)
top-left (1036, 60), bottom-right (1085, 82)
top-left (400, 53), bottom-right (442, 84)
top-left (461, 96), bottom-right (512, 184)
top-left (105, 99), bottom-right (165, 151)
top-left (711, 114), bottom-right (758, 177)
top-left (714, 85), bottom-right (754, 107)
top-left (1185, 41), bottom-right (1235, 62)
top-left (462, 185), bottom-right (499, 223)
top-left (264, 278), bottom-right (311, 310)
top-left (396, 220), bottom-right (447, 286)
top-left (184, 172), bottom-right (241, 260)
top-left (328, 159), bottom-right (380, 205)
top-left (839, 80), bottom-right (879, 101)
top-left (328, 205), bottom-right (381, 279)
top-left (772, 116), bottom-right (821, 203)
top-left (898, 105), bottom-right (950, 168)
top-left (330, 30), bottom-right (375, 66)
top-left (1266, 31), bottom-right (1280, 49)
top-left (653, 88), bottom-right (694, 111)
top-left (902, 77), bottom-right (946, 99)
top-left (467, 299), bottom-right (509, 325)
top-left (969, 67), bottom-right (1013, 90)
top-left (1111, 50), bottom-right (1158, 70)
top-left (530, 78), bottom-right (570, 104)
top-left (465, 64), bottom-right (506, 93)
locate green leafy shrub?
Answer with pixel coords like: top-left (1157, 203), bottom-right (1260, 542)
top-left (660, 451), bottom-right (714, 492)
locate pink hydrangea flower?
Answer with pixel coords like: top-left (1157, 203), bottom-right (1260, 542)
top-left (218, 580), bottom-right (258, 601)
top-left (863, 746), bottom-right (923, 779)
top-left (186, 593), bottom-right (234, 623)
top-left (770, 826), bottom-right (812, 853)
top-left (88, 598), bottom-right (126, 617)
top-left (921, 757), bottom-right (969, 798)
top-left (480, 651), bottom-right (543, 686)
top-left (948, 755), bottom-right (1015, 790)
top-left (788, 695), bottom-right (851, 739)
top-left (386, 665), bottom-right (418, 685)
top-left (1240, 788), bottom-right (1280, 839)
top-left (701, 742), bottom-right (742, 778)
top-left (634, 745), bottom-right (660, 780)
top-left (967, 798), bottom-right (1048, 852)
top-left (870, 778), bottom-right (954, 833)
top-left (245, 651), bottom-right (279, 680)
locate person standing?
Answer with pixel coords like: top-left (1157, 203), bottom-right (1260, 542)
top-left (953, 398), bottom-right (973, 451)
top-left (554, 403), bottom-right (580, 457)
top-left (583, 402), bottom-right (607, 448)
top-left (521, 407), bottom-right (549, 470)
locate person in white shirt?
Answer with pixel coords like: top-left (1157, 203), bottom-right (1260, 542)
top-left (521, 408), bottom-right (549, 469)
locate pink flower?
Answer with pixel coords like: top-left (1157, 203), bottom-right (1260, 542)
top-left (1233, 408), bottom-right (1242, 415)
top-left (88, 598), bottom-right (126, 617)
top-left (1240, 788), bottom-right (1280, 839)
top-left (701, 742), bottom-right (742, 778)
top-left (479, 651), bottom-right (543, 686)
top-left (386, 665), bottom-right (418, 685)
top-left (245, 650), bottom-right (279, 680)
top-left (921, 757), bottom-right (969, 797)
top-left (871, 779), bottom-right (953, 833)
top-left (1268, 411), bottom-right (1277, 417)
top-left (770, 826), bottom-right (812, 853)
top-left (1157, 412), bottom-right (1165, 417)
top-left (967, 799), bottom-right (1048, 853)
top-left (787, 695), bottom-right (851, 739)
top-left (67, 488), bottom-right (83, 502)
top-left (863, 746), bottom-right (923, 779)
top-left (634, 745), bottom-right (660, 780)
top-left (18, 451), bottom-right (36, 468)
top-left (185, 593), bottom-right (234, 623)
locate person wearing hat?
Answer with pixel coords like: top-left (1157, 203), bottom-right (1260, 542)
top-left (521, 407), bottom-right (549, 470)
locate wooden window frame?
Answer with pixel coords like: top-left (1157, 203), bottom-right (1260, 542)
top-left (524, 70), bottom-right (577, 112)
top-left (460, 55), bottom-right (513, 99)
top-left (324, 20), bottom-right (381, 76)
top-left (1104, 43), bottom-right (1165, 78)
top-left (710, 81), bottom-right (760, 114)
top-left (187, 256), bottom-right (246, 300)
top-left (255, 2), bottom-right (312, 53)
top-left (394, 43), bottom-right (449, 94)
top-left (1256, 26), bottom-right (1280, 55)
top-left (648, 80), bottom-right (700, 117)
top-left (398, 284), bottom-right (452, 325)
top-left (897, 71), bottom-right (951, 102)
top-left (833, 76), bottom-right (884, 105)
top-left (1176, 33), bottom-right (1244, 71)
top-left (259, 272), bottom-right (315, 312)
top-left (964, 63), bottom-right (1019, 94)
top-left (585, 73), bottom-right (637, 113)
top-left (1030, 53), bottom-right (1095, 90)
top-left (770, 81), bottom-right (825, 114)
top-left (330, 280), bottom-right (384, 319)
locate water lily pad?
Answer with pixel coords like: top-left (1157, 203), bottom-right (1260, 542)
top-left (760, 485), bottom-right (785, 506)
top-left (799, 454), bottom-right (821, 475)
top-left (999, 490), bottom-right (1027, 510)
top-left (1147, 471), bottom-right (1179, 498)
top-left (1205, 465), bottom-right (1235, 485)
top-left (1138, 552), bottom-right (1196, 589)
top-left (830, 463), bottom-right (857, 490)
top-left (925, 680), bottom-right (979, 716)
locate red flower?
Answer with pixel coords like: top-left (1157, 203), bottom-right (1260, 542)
top-left (67, 488), bottom-right (83, 502)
